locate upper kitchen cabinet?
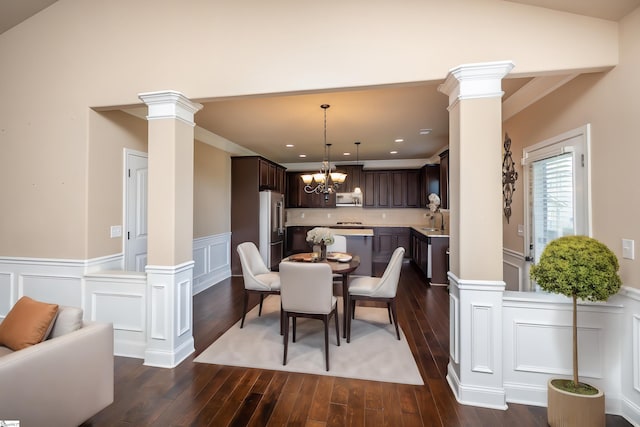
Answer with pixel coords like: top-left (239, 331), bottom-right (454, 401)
top-left (233, 156), bottom-right (286, 194)
top-left (439, 150), bottom-right (449, 209)
top-left (420, 164), bottom-right (440, 208)
top-left (258, 157), bottom-right (286, 193)
top-left (285, 172), bottom-right (336, 208)
top-left (363, 169), bottom-right (421, 208)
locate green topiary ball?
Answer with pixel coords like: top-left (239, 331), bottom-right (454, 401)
top-left (530, 235), bottom-right (622, 302)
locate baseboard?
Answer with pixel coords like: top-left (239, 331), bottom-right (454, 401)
top-left (143, 337), bottom-right (195, 368)
top-left (447, 363), bottom-right (508, 410)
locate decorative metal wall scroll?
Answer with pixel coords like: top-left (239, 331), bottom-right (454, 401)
top-left (502, 133), bottom-right (518, 223)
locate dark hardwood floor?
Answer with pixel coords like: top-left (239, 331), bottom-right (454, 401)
top-left (82, 261), bottom-right (631, 426)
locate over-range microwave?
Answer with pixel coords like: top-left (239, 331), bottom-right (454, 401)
top-left (336, 192), bottom-right (363, 207)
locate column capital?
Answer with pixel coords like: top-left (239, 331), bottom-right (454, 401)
top-left (138, 90), bottom-right (203, 126)
top-left (438, 61), bottom-right (515, 106)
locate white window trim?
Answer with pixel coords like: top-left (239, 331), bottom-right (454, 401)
top-left (522, 124), bottom-right (592, 261)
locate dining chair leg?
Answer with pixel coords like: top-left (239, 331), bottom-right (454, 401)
top-left (387, 303), bottom-right (393, 324)
top-left (283, 313), bottom-right (289, 365)
top-left (323, 315), bottom-right (329, 371)
top-left (240, 290), bottom-right (249, 328)
top-left (258, 294), bottom-right (264, 317)
top-left (334, 309), bottom-right (341, 347)
top-left (347, 298), bottom-right (353, 344)
top-left (280, 302), bottom-right (284, 336)
top-left (351, 299), bottom-right (356, 319)
top-left (292, 317), bottom-right (297, 343)
top-left (391, 299), bottom-right (400, 340)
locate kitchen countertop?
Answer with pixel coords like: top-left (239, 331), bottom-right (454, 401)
top-left (410, 226), bottom-right (449, 238)
top-left (285, 223), bottom-right (448, 238)
top-left (328, 228), bottom-right (374, 237)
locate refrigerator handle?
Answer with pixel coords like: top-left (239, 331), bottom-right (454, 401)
top-left (276, 200), bottom-right (284, 236)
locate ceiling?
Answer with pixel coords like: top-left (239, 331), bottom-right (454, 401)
top-left (3, 0), bottom-right (639, 165)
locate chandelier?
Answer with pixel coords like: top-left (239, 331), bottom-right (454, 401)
top-left (301, 104), bottom-right (346, 198)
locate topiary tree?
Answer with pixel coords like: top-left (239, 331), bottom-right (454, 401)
top-left (530, 235), bottom-right (621, 392)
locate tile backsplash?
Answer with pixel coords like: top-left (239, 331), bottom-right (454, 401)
top-left (285, 207), bottom-right (449, 230)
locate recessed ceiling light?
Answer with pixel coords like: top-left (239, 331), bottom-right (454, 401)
top-left (394, 138), bottom-right (404, 143)
top-left (299, 154), bottom-right (307, 158)
top-left (419, 129), bottom-right (432, 135)
top-left (343, 152), bottom-right (351, 156)
top-left (286, 144), bottom-right (295, 148)
top-left (390, 150), bottom-right (398, 154)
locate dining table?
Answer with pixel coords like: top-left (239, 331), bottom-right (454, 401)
top-left (282, 252), bottom-right (360, 338)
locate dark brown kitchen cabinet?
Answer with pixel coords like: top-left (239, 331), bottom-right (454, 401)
top-left (420, 164), bottom-right (440, 208)
top-left (285, 172), bottom-right (336, 208)
top-left (405, 170), bottom-right (421, 208)
top-left (372, 227), bottom-right (410, 263)
top-left (230, 156), bottom-right (285, 275)
top-left (439, 150), bottom-right (449, 209)
top-left (410, 228), bottom-right (450, 285)
top-left (257, 157), bottom-right (286, 193)
top-left (411, 229), bottom-right (429, 277)
top-left (364, 170), bottom-right (421, 208)
top-left (285, 225), bottom-right (314, 255)
top-left (363, 171), bottom-right (388, 207)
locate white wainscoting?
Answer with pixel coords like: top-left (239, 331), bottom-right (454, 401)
top-left (193, 232), bottom-right (231, 295)
top-left (0, 232), bottom-right (232, 363)
top-left (503, 248), bottom-right (528, 292)
top-left (612, 287), bottom-right (640, 423)
top-left (502, 291), bottom-right (625, 415)
top-left (84, 270), bottom-right (147, 358)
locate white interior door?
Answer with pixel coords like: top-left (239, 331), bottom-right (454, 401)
top-left (125, 150), bottom-right (148, 272)
top-left (523, 125), bottom-right (591, 290)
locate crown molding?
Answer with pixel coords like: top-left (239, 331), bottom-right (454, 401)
top-left (438, 61), bottom-right (515, 106)
top-left (138, 90), bottom-right (203, 126)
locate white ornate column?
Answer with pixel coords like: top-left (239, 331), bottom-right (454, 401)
top-left (138, 90), bottom-right (203, 368)
top-left (438, 61), bottom-right (514, 409)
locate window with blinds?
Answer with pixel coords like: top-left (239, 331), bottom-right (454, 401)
top-left (530, 152), bottom-right (574, 262)
top-left (522, 125), bottom-right (591, 273)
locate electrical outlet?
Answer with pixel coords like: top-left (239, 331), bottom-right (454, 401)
top-left (622, 239), bottom-right (635, 260)
top-left (517, 224), bottom-right (524, 237)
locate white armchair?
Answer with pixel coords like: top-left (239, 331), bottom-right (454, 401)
top-left (347, 246), bottom-right (405, 343)
top-left (236, 242), bottom-right (281, 328)
top-left (280, 261), bottom-right (340, 371)
top-left (327, 235), bottom-right (347, 253)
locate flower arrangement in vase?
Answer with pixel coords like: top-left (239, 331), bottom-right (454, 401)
top-left (306, 227), bottom-right (335, 260)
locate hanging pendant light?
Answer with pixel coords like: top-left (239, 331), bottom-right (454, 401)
top-left (301, 104), bottom-right (346, 199)
top-left (353, 141), bottom-right (362, 195)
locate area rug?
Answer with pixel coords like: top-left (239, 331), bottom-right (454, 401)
top-left (194, 295), bottom-right (424, 385)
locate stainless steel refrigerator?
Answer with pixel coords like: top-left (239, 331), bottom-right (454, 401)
top-left (259, 190), bottom-right (285, 269)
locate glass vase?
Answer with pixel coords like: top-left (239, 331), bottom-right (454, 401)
top-left (320, 243), bottom-right (327, 261)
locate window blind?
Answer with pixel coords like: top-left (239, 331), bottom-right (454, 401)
top-left (530, 152), bottom-right (574, 262)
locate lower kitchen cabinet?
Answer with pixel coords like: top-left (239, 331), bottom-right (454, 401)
top-left (410, 228), bottom-right (449, 285)
top-left (372, 227), bottom-right (411, 263)
top-left (285, 226), bottom-right (313, 256)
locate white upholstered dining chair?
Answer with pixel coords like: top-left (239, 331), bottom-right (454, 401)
top-left (279, 261), bottom-right (340, 371)
top-left (327, 235), bottom-right (347, 253)
top-left (236, 242), bottom-right (281, 328)
top-left (347, 246), bottom-right (405, 343)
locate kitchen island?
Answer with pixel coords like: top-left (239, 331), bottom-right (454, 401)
top-left (331, 228), bottom-right (373, 277)
top-left (410, 226), bottom-right (449, 285)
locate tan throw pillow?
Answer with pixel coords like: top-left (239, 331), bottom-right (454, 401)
top-left (0, 296), bottom-right (59, 351)
top-left (49, 305), bottom-right (83, 338)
